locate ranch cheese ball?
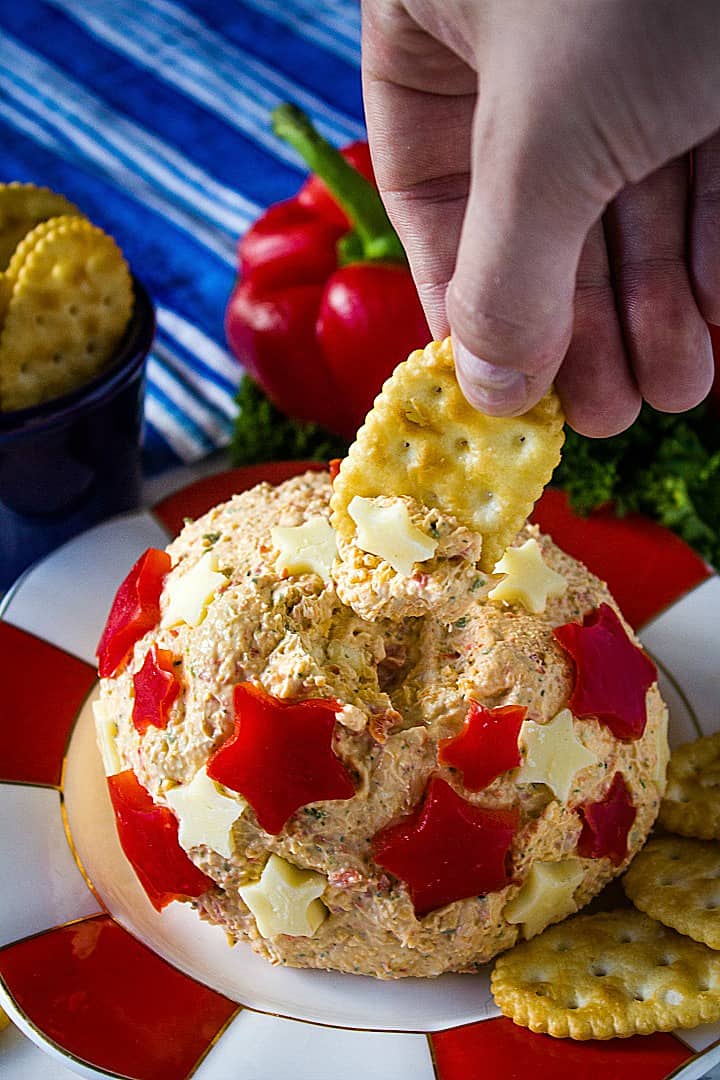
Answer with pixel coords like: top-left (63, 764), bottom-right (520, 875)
top-left (97, 471), bottom-right (667, 979)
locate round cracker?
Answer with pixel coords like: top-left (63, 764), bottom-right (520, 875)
top-left (0, 215), bottom-right (83, 327)
top-left (624, 836), bottom-right (720, 951)
top-left (491, 909), bottom-right (720, 1039)
top-left (331, 338), bottom-right (565, 572)
top-left (0, 217), bottom-right (133, 412)
top-left (659, 732), bottom-right (720, 840)
top-left (0, 182), bottom-right (81, 271)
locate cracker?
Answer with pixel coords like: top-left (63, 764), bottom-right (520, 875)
top-left (0, 215), bottom-right (81, 325)
top-left (624, 836), bottom-right (720, 951)
top-left (0, 182), bottom-right (81, 271)
top-left (659, 732), bottom-right (720, 840)
top-left (331, 338), bottom-right (564, 571)
top-left (491, 909), bottom-right (720, 1039)
top-left (0, 217), bottom-right (133, 411)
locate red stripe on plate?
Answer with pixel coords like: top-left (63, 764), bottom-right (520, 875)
top-left (0, 622), bottom-right (96, 786)
top-left (532, 489), bottom-right (711, 629)
top-left (0, 915), bottom-right (237, 1080)
top-left (431, 1017), bottom-right (691, 1080)
top-left (154, 461), bottom-right (324, 536)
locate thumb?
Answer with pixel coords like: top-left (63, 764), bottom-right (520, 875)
top-left (449, 97), bottom-right (602, 415)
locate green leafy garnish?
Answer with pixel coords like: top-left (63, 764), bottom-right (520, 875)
top-left (555, 403), bottom-right (720, 568)
top-left (230, 377), bottom-right (348, 466)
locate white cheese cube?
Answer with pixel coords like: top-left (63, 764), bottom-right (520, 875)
top-left (166, 766), bottom-right (246, 859)
top-left (93, 698), bottom-right (123, 777)
top-left (348, 496), bottom-right (437, 576)
top-left (161, 551), bottom-right (226, 628)
top-left (489, 538), bottom-right (567, 614)
top-left (515, 708), bottom-right (599, 803)
top-left (271, 517), bottom-right (337, 582)
top-left (239, 854), bottom-right (327, 938)
top-left (504, 858), bottom-right (584, 938)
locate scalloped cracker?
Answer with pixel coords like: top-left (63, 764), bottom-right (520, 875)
top-left (659, 733), bottom-right (720, 840)
top-left (0, 217), bottom-right (133, 411)
top-left (331, 338), bottom-right (564, 571)
top-left (0, 182), bottom-right (81, 271)
top-left (624, 836), bottom-right (720, 951)
top-left (491, 909), bottom-right (720, 1039)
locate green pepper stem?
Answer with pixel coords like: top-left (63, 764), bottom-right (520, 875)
top-left (272, 103), bottom-right (406, 264)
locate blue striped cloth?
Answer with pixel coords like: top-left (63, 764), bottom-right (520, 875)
top-left (0, 0), bottom-right (364, 473)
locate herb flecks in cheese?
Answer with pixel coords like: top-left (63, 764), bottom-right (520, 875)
top-left (504, 858), bottom-right (584, 938)
top-left (239, 853), bottom-right (328, 939)
top-left (161, 551), bottom-right (226, 628)
top-left (489, 538), bottom-right (567, 613)
top-left (516, 708), bottom-right (599, 803)
top-left (348, 496), bottom-right (438, 576)
top-left (166, 766), bottom-right (246, 859)
top-left (94, 698), bottom-right (122, 777)
top-left (271, 516), bottom-right (337, 582)
top-left (654, 706), bottom-right (670, 789)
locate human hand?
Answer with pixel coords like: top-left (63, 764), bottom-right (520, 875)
top-left (362, 0), bottom-right (720, 434)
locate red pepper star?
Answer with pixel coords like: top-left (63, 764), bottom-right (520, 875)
top-left (438, 702), bottom-right (526, 791)
top-left (206, 683), bottom-right (355, 835)
top-left (553, 603), bottom-right (657, 741)
top-left (97, 548), bottom-right (171, 678)
top-left (373, 776), bottom-right (519, 917)
top-left (107, 770), bottom-right (214, 911)
top-left (132, 646), bottom-right (181, 735)
top-left (577, 772), bottom-right (636, 865)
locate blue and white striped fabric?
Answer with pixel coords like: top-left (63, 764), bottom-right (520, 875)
top-left (0, 0), bottom-right (364, 473)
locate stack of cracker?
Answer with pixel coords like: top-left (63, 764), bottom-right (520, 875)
top-left (0, 183), bottom-right (133, 412)
top-left (492, 732), bottom-right (720, 1039)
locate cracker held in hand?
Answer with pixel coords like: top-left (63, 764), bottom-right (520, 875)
top-left (491, 909), bottom-right (720, 1039)
top-left (0, 182), bottom-right (81, 271)
top-left (0, 217), bottom-right (133, 411)
top-left (659, 732), bottom-right (720, 840)
top-left (331, 338), bottom-right (564, 572)
top-left (624, 836), bottom-right (720, 951)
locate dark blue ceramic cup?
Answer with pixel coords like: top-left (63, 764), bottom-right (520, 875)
top-left (0, 278), bottom-right (155, 591)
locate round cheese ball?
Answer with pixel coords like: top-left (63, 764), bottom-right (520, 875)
top-left (99, 472), bottom-right (667, 979)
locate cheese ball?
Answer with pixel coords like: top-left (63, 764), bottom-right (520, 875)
top-left (98, 472), bottom-right (668, 979)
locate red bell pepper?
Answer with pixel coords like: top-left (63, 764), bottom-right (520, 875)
top-left (206, 682), bottom-right (355, 835)
top-left (553, 603), bottom-right (657, 741)
top-left (225, 105), bottom-right (430, 438)
top-left (373, 776), bottom-right (519, 917)
top-left (438, 702), bottom-right (526, 791)
top-left (577, 772), bottom-right (636, 865)
top-left (107, 770), bottom-right (214, 911)
top-left (132, 646), bottom-right (181, 735)
top-left (97, 548), bottom-right (171, 678)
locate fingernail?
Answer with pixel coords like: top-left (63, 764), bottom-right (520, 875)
top-left (453, 337), bottom-right (528, 413)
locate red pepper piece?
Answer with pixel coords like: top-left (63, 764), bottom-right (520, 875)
top-left (328, 457), bottom-right (342, 483)
top-left (97, 548), bottom-right (171, 678)
top-left (225, 105), bottom-right (429, 439)
top-left (373, 777), bottom-right (519, 917)
top-left (318, 263), bottom-right (432, 423)
top-left (239, 198), bottom-right (344, 290)
top-left (132, 646), bottom-right (180, 735)
top-left (577, 772), bottom-right (636, 865)
top-left (438, 702), bottom-right (526, 791)
top-left (553, 603), bottom-right (657, 741)
top-left (107, 770), bottom-right (214, 911)
top-left (206, 683), bottom-right (355, 835)
top-left (298, 140), bottom-right (375, 228)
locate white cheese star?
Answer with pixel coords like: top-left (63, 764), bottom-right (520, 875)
top-left (271, 516), bottom-right (337, 582)
top-left (165, 767), bottom-right (246, 859)
top-left (515, 708), bottom-right (599, 803)
top-left (348, 496), bottom-right (437, 576)
top-left (504, 858), bottom-right (584, 939)
top-left (161, 551), bottom-right (226, 628)
top-left (239, 854), bottom-right (328, 938)
top-left (489, 538), bottom-right (567, 613)
top-left (93, 698), bottom-right (122, 777)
